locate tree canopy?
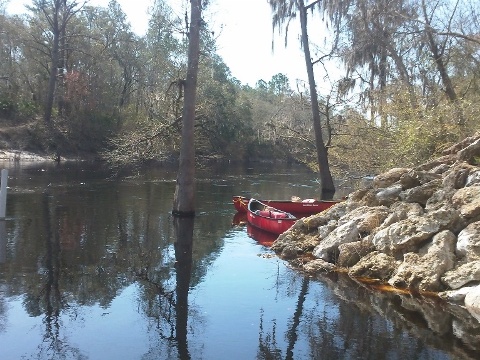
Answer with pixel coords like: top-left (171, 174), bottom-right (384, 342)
top-left (0, 0), bottom-right (478, 178)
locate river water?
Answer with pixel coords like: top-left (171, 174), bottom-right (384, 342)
top-left (0, 161), bottom-right (477, 359)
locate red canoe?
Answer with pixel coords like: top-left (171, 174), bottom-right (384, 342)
top-left (233, 195), bottom-right (340, 215)
top-left (247, 198), bottom-right (297, 235)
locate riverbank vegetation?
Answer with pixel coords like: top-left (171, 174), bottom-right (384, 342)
top-left (0, 0), bottom-right (479, 177)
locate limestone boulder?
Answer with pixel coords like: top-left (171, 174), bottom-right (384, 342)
top-left (442, 132), bottom-right (480, 155)
top-left (348, 188), bottom-right (371, 203)
top-left (451, 185), bottom-right (480, 220)
top-left (464, 285), bottom-right (480, 322)
top-left (337, 238), bottom-right (375, 268)
top-left (373, 168), bottom-right (410, 188)
top-left (414, 154), bottom-right (457, 171)
top-left (337, 205), bottom-right (390, 235)
top-left (399, 179), bottom-right (442, 206)
top-left (317, 220), bottom-right (337, 239)
top-left (387, 230), bottom-right (456, 292)
top-left (350, 188), bottom-right (381, 207)
top-left (425, 207), bottom-right (465, 233)
top-left (326, 200), bottom-right (355, 219)
top-left (425, 189), bottom-right (455, 211)
top-left (378, 202), bottom-right (424, 230)
top-left (456, 221), bottom-right (480, 261)
top-left (400, 170), bottom-right (441, 189)
top-left (442, 162), bottom-right (477, 189)
top-left (466, 170), bottom-right (480, 187)
top-left (442, 260), bottom-right (480, 289)
top-left (438, 285), bottom-right (479, 303)
top-left (390, 201), bottom-right (424, 218)
top-left (398, 170), bottom-right (421, 189)
top-left (375, 184), bottom-right (403, 206)
top-left (348, 251), bottom-right (398, 280)
top-left (372, 216), bottom-right (440, 255)
top-left (303, 259), bottom-right (336, 274)
top-left (313, 221), bottom-right (360, 262)
top-left (458, 138), bottom-right (480, 163)
top-left (429, 163), bottom-right (451, 174)
top-left (287, 213), bottom-right (331, 234)
top-left (272, 232), bottom-right (320, 259)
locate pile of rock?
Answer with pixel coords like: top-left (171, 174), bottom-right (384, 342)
top-left (272, 132), bottom-right (480, 317)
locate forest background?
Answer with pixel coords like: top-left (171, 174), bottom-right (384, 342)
top-left (0, 0), bottom-right (479, 178)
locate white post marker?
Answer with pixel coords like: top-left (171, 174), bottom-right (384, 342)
top-left (0, 169), bottom-right (8, 219)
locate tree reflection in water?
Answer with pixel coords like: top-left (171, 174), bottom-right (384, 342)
top-left (0, 220), bottom-right (6, 264)
top-left (2, 163), bottom-right (478, 359)
top-left (257, 277), bottom-right (310, 360)
top-left (28, 191), bottom-right (86, 359)
top-left (174, 216), bottom-right (194, 360)
top-left (137, 216), bottom-right (194, 360)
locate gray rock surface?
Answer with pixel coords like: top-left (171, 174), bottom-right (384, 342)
top-left (272, 132), bottom-right (480, 312)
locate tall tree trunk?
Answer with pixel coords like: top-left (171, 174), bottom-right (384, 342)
top-left (299, 0), bottom-right (335, 198)
top-left (368, 53), bottom-right (375, 124)
top-left (379, 47), bottom-right (387, 128)
top-left (386, 43), bottom-right (418, 109)
top-left (57, 18), bottom-right (66, 116)
top-left (44, 9), bottom-right (60, 124)
top-left (421, 0), bottom-right (457, 102)
top-left (172, 0), bottom-right (202, 216)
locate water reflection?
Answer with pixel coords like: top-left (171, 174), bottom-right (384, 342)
top-left (257, 277), bottom-right (310, 360)
top-left (246, 223), bottom-right (277, 247)
top-left (24, 190), bottom-right (86, 358)
top-left (0, 220), bottom-right (5, 263)
top-left (0, 162), bottom-right (478, 359)
top-left (232, 213), bottom-right (278, 247)
top-left (173, 217), bottom-right (194, 360)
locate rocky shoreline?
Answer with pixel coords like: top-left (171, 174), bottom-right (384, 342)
top-left (272, 133), bottom-right (480, 319)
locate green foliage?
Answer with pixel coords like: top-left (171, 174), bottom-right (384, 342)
top-left (0, 97), bottom-right (15, 118)
top-left (0, 97), bottom-right (38, 120)
top-left (17, 100), bottom-right (38, 118)
top-left (329, 109), bottom-right (390, 175)
top-left (383, 88), bottom-right (480, 167)
top-left (2, 0), bottom-right (479, 177)
top-left (268, 73), bottom-right (291, 95)
top-left (329, 85), bottom-right (480, 176)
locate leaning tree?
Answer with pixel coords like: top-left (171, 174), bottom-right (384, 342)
top-left (269, 0), bottom-right (335, 197)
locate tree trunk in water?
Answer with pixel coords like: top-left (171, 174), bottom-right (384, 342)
top-left (172, 0), bottom-right (201, 216)
top-left (298, 0), bottom-right (335, 198)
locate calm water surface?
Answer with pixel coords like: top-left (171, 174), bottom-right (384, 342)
top-left (0, 161), bottom-right (477, 359)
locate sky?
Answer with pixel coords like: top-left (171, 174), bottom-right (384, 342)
top-left (5, 0), bottom-right (340, 89)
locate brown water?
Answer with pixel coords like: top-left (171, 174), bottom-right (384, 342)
top-left (0, 161), bottom-right (475, 359)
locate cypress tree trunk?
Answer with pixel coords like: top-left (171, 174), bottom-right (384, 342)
top-left (44, 6), bottom-right (60, 124)
top-left (299, 0), bottom-right (335, 198)
top-left (172, 0), bottom-right (202, 216)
